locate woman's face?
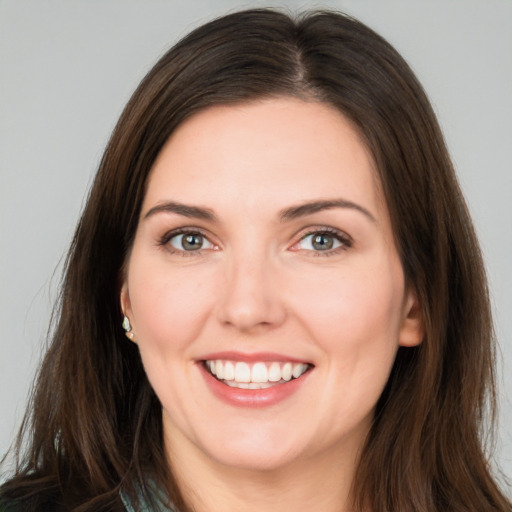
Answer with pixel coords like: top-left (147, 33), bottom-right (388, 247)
top-left (121, 97), bottom-right (423, 473)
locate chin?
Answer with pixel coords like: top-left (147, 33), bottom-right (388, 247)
top-left (208, 442), bottom-right (302, 473)
top-left (193, 422), bottom-right (308, 472)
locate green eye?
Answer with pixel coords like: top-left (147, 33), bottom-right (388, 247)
top-left (311, 234), bottom-right (335, 250)
top-left (169, 233), bottom-right (213, 251)
top-left (297, 232), bottom-right (345, 252)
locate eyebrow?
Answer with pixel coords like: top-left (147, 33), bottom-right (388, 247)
top-left (143, 198), bottom-right (376, 223)
top-left (144, 201), bottom-right (217, 221)
top-left (279, 199), bottom-right (376, 223)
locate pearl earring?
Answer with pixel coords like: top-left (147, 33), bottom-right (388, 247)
top-left (122, 316), bottom-right (135, 340)
top-left (122, 316), bottom-right (132, 332)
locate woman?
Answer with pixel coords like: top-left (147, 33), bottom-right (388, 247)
top-left (0, 8), bottom-right (509, 512)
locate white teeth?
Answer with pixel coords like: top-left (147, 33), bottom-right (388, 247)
top-left (234, 362), bottom-right (251, 383)
top-left (205, 359), bottom-right (310, 386)
top-left (282, 362), bottom-right (293, 381)
top-left (224, 361), bottom-right (235, 380)
top-left (251, 362), bottom-right (268, 383)
top-left (225, 381), bottom-right (275, 389)
top-left (215, 360), bottom-right (224, 379)
top-left (268, 362), bottom-right (281, 382)
top-left (292, 363), bottom-right (307, 378)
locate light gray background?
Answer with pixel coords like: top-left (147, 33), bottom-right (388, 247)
top-left (1, 0), bottom-right (511, 488)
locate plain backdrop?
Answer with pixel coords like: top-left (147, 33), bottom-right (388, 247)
top-left (1, 0), bottom-right (511, 488)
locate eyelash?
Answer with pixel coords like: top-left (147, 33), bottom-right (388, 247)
top-left (158, 226), bottom-right (352, 257)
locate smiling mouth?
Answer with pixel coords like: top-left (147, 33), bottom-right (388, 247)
top-left (203, 360), bottom-right (312, 389)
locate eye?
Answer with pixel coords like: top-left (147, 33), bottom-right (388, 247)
top-left (293, 229), bottom-right (351, 254)
top-left (298, 232), bottom-right (341, 251)
top-left (168, 232), bottom-right (214, 252)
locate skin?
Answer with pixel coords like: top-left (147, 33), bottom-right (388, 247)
top-left (121, 97), bottom-right (424, 512)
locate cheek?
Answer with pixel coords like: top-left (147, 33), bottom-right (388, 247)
top-left (128, 259), bottom-right (217, 354)
top-left (126, 261), bottom-right (219, 415)
top-left (287, 257), bottom-right (405, 372)
top-left (287, 262), bottom-right (405, 428)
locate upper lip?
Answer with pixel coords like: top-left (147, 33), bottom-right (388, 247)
top-left (199, 351), bottom-right (313, 365)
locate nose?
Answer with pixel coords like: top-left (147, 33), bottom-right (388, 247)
top-left (216, 251), bottom-right (287, 333)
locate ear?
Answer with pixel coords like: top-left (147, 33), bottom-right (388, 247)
top-left (120, 281), bottom-right (131, 317)
top-left (398, 287), bottom-right (424, 347)
top-left (120, 282), bottom-right (137, 343)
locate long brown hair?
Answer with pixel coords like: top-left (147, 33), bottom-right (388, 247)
top-left (1, 8), bottom-right (509, 512)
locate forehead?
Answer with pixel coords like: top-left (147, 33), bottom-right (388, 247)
top-left (143, 97), bottom-right (384, 220)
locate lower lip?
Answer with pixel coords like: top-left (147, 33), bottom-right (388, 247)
top-left (199, 363), bottom-right (311, 408)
